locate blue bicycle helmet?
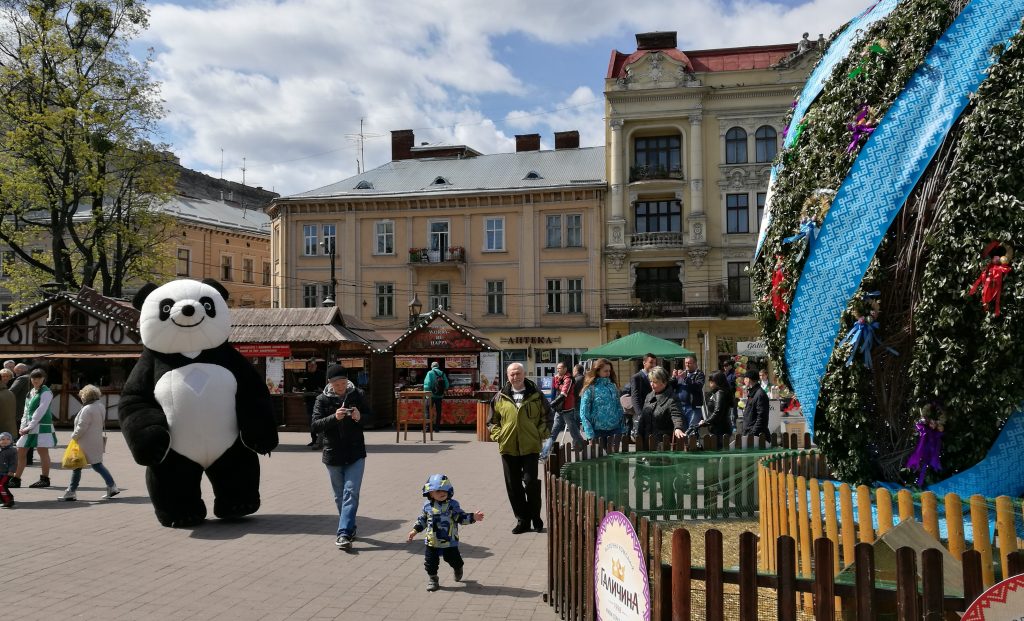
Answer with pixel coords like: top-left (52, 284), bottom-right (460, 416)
top-left (422, 473), bottom-right (454, 497)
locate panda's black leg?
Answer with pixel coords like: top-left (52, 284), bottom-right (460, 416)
top-left (147, 450), bottom-right (207, 528)
top-left (207, 439), bottom-right (261, 520)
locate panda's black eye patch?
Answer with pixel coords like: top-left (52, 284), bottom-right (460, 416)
top-left (199, 296), bottom-right (217, 318)
top-left (159, 298), bottom-right (175, 322)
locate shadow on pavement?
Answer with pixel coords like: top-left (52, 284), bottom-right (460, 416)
top-left (367, 443), bottom-right (458, 454)
top-left (187, 514), bottom-right (405, 539)
top-left (441, 580), bottom-right (543, 598)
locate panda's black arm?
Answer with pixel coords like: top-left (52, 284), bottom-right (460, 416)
top-left (119, 350), bottom-right (172, 466)
top-left (225, 346), bottom-right (279, 454)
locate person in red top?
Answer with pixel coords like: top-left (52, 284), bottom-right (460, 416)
top-left (539, 362), bottom-right (585, 459)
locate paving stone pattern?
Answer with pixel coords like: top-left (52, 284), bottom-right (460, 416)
top-left (4, 430), bottom-right (557, 620)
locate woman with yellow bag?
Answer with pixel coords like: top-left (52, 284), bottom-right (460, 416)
top-left (58, 384), bottom-right (119, 502)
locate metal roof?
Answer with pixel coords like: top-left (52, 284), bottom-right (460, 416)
top-left (229, 307), bottom-right (388, 350)
top-left (159, 195), bottom-right (271, 236)
top-left (285, 146), bottom-right (607, 200)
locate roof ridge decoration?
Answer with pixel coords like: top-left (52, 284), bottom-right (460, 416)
top-left (384, 307), bottom-right (498, 353)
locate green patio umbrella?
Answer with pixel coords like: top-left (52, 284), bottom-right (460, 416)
top-left (581, 331), bottom-right (695, 360)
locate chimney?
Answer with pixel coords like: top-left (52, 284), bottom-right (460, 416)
top-left (515, 134), bottom-right (541, 152)
top-left (391, 129), bottom-right (415, 161)
top-left (636, 31), bottom-right (677, 50)
top-left (554, 130), bottom-right (580, 150)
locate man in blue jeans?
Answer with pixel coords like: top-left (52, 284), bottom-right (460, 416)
top-left (311, 364), bottom-right (371, 550)
top-left (540, 362), bottom-right (584, 459)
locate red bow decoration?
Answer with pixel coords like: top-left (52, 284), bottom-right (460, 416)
top-left (770, 259), bottom-right (790, 319)
top-left (969, 241), bottom-right (1013, 316)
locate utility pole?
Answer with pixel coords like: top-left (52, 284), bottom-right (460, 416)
top-left (320, 237), bottom-right (337, 307)
top-left (241, 156), bottom-right (247, 185)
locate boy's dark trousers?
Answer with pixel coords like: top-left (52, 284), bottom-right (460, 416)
top-left (424, 546), bottom-right (464, 576)
top-left (0, 474), bottom-right (12, 505)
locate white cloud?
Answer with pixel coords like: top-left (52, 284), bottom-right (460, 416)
top-left (141, 0), bottom-right (873, 194)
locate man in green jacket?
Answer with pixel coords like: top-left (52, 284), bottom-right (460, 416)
top-left (489, 362), bottom-right (551, 534)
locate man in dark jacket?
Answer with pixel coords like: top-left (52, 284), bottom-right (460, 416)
top-left (9, 363), bottom-right (31, 471)
top-left (629, 353), bottom-right (657, 422)
top-left (741, 369), bottom-right (770, 437)
top-left (311, 365), bottom-right (372, 550)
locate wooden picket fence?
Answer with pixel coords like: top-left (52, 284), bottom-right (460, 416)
top-left (759, 451), bottom-right (1024, 589)
top-left (545, 438), bottom-right (1024, 620)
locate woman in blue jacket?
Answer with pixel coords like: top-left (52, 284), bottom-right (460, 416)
top-left (579, 358), bottom-right (626, 441)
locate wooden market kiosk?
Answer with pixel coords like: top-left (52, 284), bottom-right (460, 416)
top-left (387, 308), bottom-right (501, 430)
top-left (0, 287), bottom-right (142, 427)
top-left (230, 307), bottom-right (391, 430)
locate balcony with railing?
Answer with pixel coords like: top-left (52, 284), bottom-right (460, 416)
top-left (628, 231), bottom-right (687, 249)
top-left (407, 247), bottom-right (466, 265)
top-left (604, 300), bottom-right (753, 320)
top-left (34, 323), bottom-right (99, 345)
top-left (629, 164), bottom-right (684, 183)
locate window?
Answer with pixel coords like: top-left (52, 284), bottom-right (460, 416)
top-left (429, 221), bottom-right (449, 258)
top-left (566, 214), bottom-right (582, 247)
top-left (1, 251), bottom-right (13, 278)
top-left (175, 248), bottom-right (190, 277)
top-left (755, 126), bottom-right (778, 163)
top-left (262, 261), bottom-right (271, 286)
top-left (634, 201), bottom-right (681, 233)
top-left (303, 224), bottom-right (318, 255)
top-left (567, 279), bottom-right (583, 313)
top-left (322, 224), bottom-right (336, 255)
top-left (321, 284), bottom-right (332, 304)
top-left (725, 127), bottom-right (747, 164)
top-left (546, 279), bottom-right (562, 313)
top-left (486, 280), bottom-right (505, 315)
top-left (0, 304), bottom-right (10, 316)
top-left (728, 262), bottom-right (752, 302)
top-left (546, 215), bottom-right (561, 248)
top-left (302, 284), bottom-right (318, 308)
top-left (428, 281), bottom-right (450, 311)
top-left (756, 193), bottom-right (767, 232)
top-left (727, 194), bottom-right (750, 234)
top-left (221, 255), bottom-right (233, 281)
top-left (485, 217), bottom-right (505, 251)
top-left (374, 221), bottom-right (394, 255)
top-left (634, 135), bottom-right (681, 172)
top-left (375, 283), bottom-right (395, 317)
top-left (242, 258), bottom-right (254, 283)
top-left (635, 266), bottom-right (682, 303)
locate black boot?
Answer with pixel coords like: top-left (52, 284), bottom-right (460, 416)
top-left (28, 475), bottom-right (50, 488)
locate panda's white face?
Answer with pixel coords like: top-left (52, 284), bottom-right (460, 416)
top-left (139, 279), bottom-right (231, 354)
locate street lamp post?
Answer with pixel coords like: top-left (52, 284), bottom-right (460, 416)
top-left (408, 293), bottom-right (423, 327)
top-left (320, 238), bottom-right (337, 307)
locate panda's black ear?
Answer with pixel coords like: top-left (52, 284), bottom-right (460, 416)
top-left (133, 283), bottom-right (158, 310)
top-left (202, 278), bottom-right (230, 301)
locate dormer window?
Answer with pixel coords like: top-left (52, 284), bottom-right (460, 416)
top-left (524, 171), bottom-right (543, 180)
top-left (355, 180), bottom-right (373, 190)
top-left (432, 176), bottom-right (450, 186)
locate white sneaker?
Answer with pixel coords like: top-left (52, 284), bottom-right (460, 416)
top-left (102, 485), bottom-right (120, 499)
top-left (58, 489), bottom-right (77, 502)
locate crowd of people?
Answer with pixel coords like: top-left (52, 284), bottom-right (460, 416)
top-left (0, 361), bottom-right (120, 509)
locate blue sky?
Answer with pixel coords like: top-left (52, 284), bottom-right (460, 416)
top-left (138, 0), bottom-right (873, 195)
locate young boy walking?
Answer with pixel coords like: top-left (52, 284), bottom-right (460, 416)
top-left (407, 474), bottom-right (484, 591)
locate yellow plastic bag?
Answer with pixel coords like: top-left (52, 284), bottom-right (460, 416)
top-left (61, 439), bottom-right (87, 470)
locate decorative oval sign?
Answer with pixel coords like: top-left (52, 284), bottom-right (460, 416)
top-left (594, 511), bottom-right (651, 621)
top-left (963, 573), bottom-right (1024, 621)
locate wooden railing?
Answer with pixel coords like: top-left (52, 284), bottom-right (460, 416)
top-left (546, 435), bottom-right (1020, 620)
top-left (759, 452), bottom-right (1024, 590)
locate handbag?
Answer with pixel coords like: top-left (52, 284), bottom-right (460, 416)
top-left (61, 438), bottom-right (87, 470)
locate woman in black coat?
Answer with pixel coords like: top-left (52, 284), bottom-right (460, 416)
top-left (702, 371), bottom-right (734, 436)
top-left (632, 366), bottom-right (686, 442)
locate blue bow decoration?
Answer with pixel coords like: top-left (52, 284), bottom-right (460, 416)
top-left (783, 218), bottom-right (819, 262)
top-left (838, 316), bottom-right (899, 368)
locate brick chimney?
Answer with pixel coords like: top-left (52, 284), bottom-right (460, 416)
top-left (391, 129), bottom-right (415, 161)
top-left (636, 31), bottom-right (677, 50)
top-left (515, 134), bottom-right (541, 152)
top-left (554, 130), bottom-right (580, 150)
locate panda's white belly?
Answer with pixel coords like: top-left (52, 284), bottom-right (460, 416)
top-left (154, 363), bottom-right (238, 468)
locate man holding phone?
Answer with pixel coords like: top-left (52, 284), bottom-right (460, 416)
top-left (311, 364), bottom-right (372, 550)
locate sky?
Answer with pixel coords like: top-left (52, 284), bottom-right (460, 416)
top-left (137, 0), bottom-right (875, 196)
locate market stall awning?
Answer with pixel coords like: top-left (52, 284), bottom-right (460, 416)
top-left (230, 307), bottom-right (388, 350)
top-left (582, 331), bottom-right (694, 360)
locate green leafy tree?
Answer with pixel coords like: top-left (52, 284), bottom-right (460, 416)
top-left (0, 0), bottom-right (176, 305)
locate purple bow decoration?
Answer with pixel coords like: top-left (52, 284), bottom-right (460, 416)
top-left (906, 420), bottom-right (943, 487)
top-left (846, 104), bottom-right (876, 154)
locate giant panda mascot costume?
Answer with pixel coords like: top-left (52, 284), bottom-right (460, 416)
top-left (120, 278), bottom-right (279, 528)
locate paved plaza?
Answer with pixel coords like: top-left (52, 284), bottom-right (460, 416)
top-left (5, 429), bottom-right (557, 621)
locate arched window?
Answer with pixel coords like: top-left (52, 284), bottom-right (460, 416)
top-left (755, 126), bottom-right (778, 163)
top-left (725, 127), bottom-right (747, 164)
